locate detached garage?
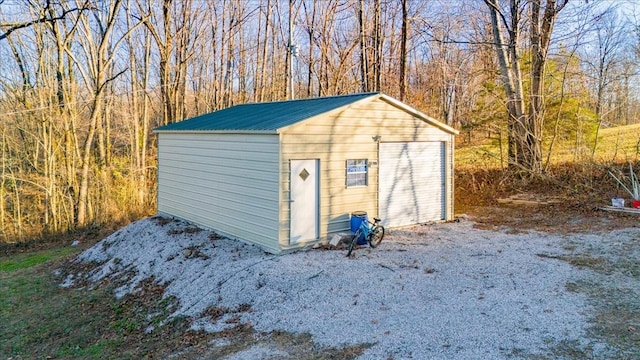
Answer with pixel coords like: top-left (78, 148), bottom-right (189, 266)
top-left (154, 92), bottom-right (458, 254)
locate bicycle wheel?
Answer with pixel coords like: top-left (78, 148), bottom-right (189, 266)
top-left (368, 225), bottom-right (385, 248)
top-left (347, 229), bottom-right (362, 257)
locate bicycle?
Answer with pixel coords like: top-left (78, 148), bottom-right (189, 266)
top-left (346, 217), bottom-right (385, 257)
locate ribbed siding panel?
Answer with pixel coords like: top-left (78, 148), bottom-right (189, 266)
top-left (379, 142), bottom-right (445, 227)
top-left (280, 97), bottom-right (454, 245)
top-left (157, 133), bottom-right (280, 253)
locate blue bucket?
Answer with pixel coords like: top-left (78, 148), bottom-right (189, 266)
top-left (350, 211), bottom-right (368, 245)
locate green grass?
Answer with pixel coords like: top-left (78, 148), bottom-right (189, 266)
top-left (0, 251), bottom-right (117, 358)
top-left (0, 247), bottom-right (181, 359)
top-left (0, 246), bottom-right (79, 272)
top-left (457, 123), bottom-right (640, 170)
top-left (595, 123), bottom-right (640, 163)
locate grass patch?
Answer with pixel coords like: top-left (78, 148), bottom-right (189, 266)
top-left (537, 253), bottom-right (609, 271)
top-left (456, 123), bottom-right (640, 171)
top-left (196, 327), bottom-right (371, 359)
top-left (0, 246), bottom-right (79, 272)
top-left (1, 258), bottom-right (113, 358)
top-left (0, 248), bottom-right (193, 359)
top-left (561, 281), bottom-right (640, 359)
top-left (548, 339), bottom-right (595, 359)
top-left (595, 124), bottom-right (640, 163)
top-left (547, 236), bottom-right (640, 359)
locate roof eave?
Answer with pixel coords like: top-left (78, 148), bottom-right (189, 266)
top-left (153, 129), bottom-right (279, 135)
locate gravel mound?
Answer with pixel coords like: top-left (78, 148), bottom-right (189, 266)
top-left (65, 215), bottom-right (628, 359)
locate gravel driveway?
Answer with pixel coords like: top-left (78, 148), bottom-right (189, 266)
top-left (67, 216), bottom-right (640, 359)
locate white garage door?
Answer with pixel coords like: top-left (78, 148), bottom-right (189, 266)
top-left (379, 142), bottom-right (445, 228)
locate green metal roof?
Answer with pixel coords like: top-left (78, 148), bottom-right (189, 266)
top-left (154, 92), bottom-right (379, 132)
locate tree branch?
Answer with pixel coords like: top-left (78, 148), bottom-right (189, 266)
top-left (0, 2), bottom-right (91, 41)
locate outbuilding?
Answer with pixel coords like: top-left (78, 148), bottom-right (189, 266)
top-left (154, 92), bottom-right (458, 253)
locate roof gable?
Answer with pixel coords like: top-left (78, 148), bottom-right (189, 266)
top-left (154, 92), bottom-right (379, 132)
top-left (154, 92), bottom-right (458, 135)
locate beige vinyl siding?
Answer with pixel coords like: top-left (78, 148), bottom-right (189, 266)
top-left (158, 133), bottom-right (281, 253)
top-left (446, 139), bottom-right (455, 220)
top-left (279, 96), bottom-right (454, 245)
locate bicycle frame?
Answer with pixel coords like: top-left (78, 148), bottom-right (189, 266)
top-left (347, 217), bottom-right (384, 257)
top-left (356, 219), bottom-right (373, 243)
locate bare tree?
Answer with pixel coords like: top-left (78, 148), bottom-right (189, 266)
top-left (125, 2), bottom-right (153, 207)
top-left (0, 0), bottom-right (90, 41)
top-left (301, 0), bottom-right (317, 96)
top-left (139, 0), bottom-right (204, 124)
top-left (256, 0), bottom-right (273, 101)
top-left (399, 0), bottom-right (408, 100)
top-left (358, 0), bottom-right (369, 92)
top-left (484, 0), bottom-right (568, 173)
top-left (580, 7), bottom-right (633, 155)
top-left (373, 0), bottom-right (382, 91)
top-left (72, 0), bottom-right (140, 226)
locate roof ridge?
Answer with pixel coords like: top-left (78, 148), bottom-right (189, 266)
top-left (236, 92), bottom-right (379, 107)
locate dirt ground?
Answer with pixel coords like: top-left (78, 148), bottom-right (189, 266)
top-left (454, 164), bottom-right (640, 233)
top-left (461, 202), bottom-right (640, 234)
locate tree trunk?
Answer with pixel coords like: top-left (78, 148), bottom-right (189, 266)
top-left (399, 0), bottom-right (408, 101)
top-left (1, 131), bottom-right (7, 240)
top-left (77, 98), bottom-right (100, 227)
top-left (76, 0), bottom-right (124, 226)
top-left (485, 0), bottom-right (526, 168)
top-left (484, 0), bottom-right (566, 172)
top-left (373, 0), bottom-right (381, 91)
top-left (526, 0), bottom-right (566, 172)
top-left (358, 0), bottom-right (368, 92)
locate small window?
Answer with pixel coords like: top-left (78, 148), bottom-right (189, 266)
top-left (346, 159), bottom-right (368, 187)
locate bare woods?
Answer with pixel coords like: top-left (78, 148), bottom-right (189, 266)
top-left (1, 0), bottom-right (639, 243)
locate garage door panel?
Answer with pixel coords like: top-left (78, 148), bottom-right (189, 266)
top-left (379, 142), bottom-right (444, 228)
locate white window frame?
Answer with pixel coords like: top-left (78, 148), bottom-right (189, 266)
top-left (346, 159), bottom-right (368, 187)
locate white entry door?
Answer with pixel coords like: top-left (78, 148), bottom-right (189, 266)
top-left (379, 142), bottom-right (445, 228)
top-left (290, 159), bottom-right (319, 244)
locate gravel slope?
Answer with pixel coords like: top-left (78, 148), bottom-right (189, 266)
top-left (64, 216), bottom-right (634, 359)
